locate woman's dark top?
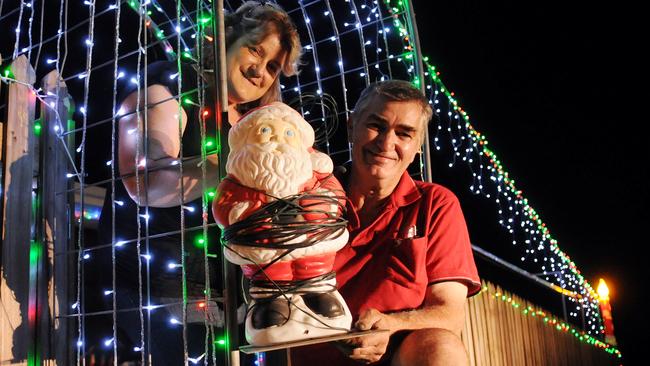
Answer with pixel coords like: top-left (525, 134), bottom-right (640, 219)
top-left (97, 60), bottom-right (222, 298)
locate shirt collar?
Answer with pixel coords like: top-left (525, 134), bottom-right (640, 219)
top-left (337, 163), bottom-right (422, 231)
top-left (386, 170), bottom-right (422, 209)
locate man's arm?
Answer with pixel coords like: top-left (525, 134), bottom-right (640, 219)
top-left (346, 281), bottom-right (468, 363)
top-left (118, 85), bottom-right (219, 207)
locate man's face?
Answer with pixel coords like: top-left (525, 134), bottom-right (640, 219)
top-left (348, 97), bottom-right (424, 181)
top-left (245, 118), bottom-right (303, 150)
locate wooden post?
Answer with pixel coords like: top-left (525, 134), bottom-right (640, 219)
top-left (0, 55), bottom-right (36, 365)
top-left (40, 70), bottom-right (75, 365)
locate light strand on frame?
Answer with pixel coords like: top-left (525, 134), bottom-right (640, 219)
top-left (110, 0), bottom-right (123, 363)
top-left (174, 0), bottom-right (190, 363)
top-left (298, 1), bottom-right (330, 154)
top-left (132, 0), bottom-right (147, 362)
top-left (11, 0), bottom-right (26, 59)
top-left (195, 1), bottom-right (215, 362)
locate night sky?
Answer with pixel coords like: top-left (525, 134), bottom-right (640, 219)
top-left (413, 0), bottom-right (647, 363)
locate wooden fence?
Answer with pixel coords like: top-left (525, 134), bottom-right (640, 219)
top-left (1, 55), bottom-right (75, 365)
top-left (462, 281), bottom-right (621, 366)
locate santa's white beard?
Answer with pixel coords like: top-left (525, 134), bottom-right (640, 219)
top-left (227, 142), bottom-right (313, 198)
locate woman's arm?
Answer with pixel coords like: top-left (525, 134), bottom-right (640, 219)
top-left (118, 84), bottom-right (219, 207)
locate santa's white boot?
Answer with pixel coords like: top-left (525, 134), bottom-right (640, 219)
top-left (245, 276), bottom-right (352, 346)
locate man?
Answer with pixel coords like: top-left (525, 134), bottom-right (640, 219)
top-left (292, 80), bottom-right (481, 365)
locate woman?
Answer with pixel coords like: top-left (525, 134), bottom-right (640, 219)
top-left (118, 1), bottom-right (302, 207)
top-left (95, 2), bottom-right (301, 363)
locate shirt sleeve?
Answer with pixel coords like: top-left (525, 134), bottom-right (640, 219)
top-left (425, 187), bottom-right (482, 296)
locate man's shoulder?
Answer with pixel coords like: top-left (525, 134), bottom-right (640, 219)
top-left (412, 179), bottom-right (460, 205)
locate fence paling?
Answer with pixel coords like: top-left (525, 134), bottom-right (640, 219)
top-left (40, 69), bottom-right (75, 366)
top-left (1, 54), bottom-right (36, 365)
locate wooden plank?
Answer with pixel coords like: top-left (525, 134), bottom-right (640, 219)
top-left (1, 55), bottom-right (36, 365)
top-left (497, 287), bottom-right (509, 366)
top-left (40, 70), bottom-right (74, 366)
top-left (461, 297), bottom-right (475, 366)
top-left (473, 285), bottom-right (488, 366)
top-left (487, 283), bottom-right (501, 366)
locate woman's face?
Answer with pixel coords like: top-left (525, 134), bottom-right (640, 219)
top-left (226, 31), bottom-right (287, 105)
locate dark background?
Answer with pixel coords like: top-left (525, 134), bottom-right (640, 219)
top-left (412, 0), bottom-right (647, 364)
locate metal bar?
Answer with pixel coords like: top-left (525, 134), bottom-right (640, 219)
top-left (209, 1), bottom-right (239, 365)
top-left (472, 244), bottom-right (581, 299)
top-left (404, 0), bottom-right (433, 183)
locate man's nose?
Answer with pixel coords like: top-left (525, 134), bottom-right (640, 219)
top-left (377, 131), bottom-right (396, 150)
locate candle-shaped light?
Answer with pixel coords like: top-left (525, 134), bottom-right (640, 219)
top-left (597, 278), bottom-right (617, 345)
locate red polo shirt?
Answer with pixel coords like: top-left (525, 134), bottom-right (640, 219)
top-left (291, 172), bottom-right (480, 365)
top-left (335, 171), bottom-right (481, 317)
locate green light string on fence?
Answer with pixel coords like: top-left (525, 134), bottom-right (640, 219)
top-left (483, 286), bottom-right (621, 358)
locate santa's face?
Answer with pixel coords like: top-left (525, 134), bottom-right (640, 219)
top-left (227, 121), bottom-right (313, 197)
top-left (246, 118), bottom-right (303, 151)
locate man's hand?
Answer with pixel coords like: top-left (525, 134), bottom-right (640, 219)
top-left (343, 308), bottom-right (393, 364)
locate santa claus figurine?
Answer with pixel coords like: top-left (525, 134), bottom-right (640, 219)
top-left (213, 102), bottom-right (352, 346)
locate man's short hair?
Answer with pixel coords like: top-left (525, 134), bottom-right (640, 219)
top-left (351, 80), bottom-right (433, 143)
